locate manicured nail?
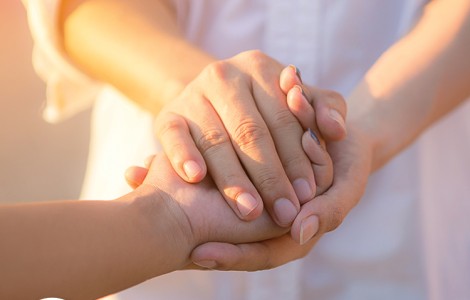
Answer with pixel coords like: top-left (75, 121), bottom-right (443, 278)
top-left (292, 178), bottom-right (313, 203)
top-left (183, 160), bottom-right (202, 180)
top-left (308, 128), bottom-right (321, 145)
top-left (289, 64), bottom-right (303, 84)
top-left (300, 215), bottom-right (319, 245)
top-left (329, 109), bottom-right (346, 132)
top-left (273, 198), bottom-right (298, 226)
top-left (194, 260), bottom-right (217, 269)
top-left (236, 193), bottom-right (259, 217)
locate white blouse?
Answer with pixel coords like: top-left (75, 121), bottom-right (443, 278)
top-left (24, 0), bottom-right (470, 299)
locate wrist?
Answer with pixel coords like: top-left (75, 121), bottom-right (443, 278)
top-left (346, 81), bottom-right (395, 172)
top-left (122, 184), bottom-right (196, 272)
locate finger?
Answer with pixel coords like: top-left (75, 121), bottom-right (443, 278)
top-left (124, 166), bottom-right (148, 189)
top-left (286, 85), bottom-right (318, 133)
top-left (309, 87), bottom-right (348, 141)
top-left (280, 64), bottom-right (347, 141)
top-left (201, 60), bottom-right (300, 226)
top-left (302, 130), bottom-right (333, 196)
top-left (144, 155), bottom-right (156, 168)
top-left (252, 66), bottom-right (317, 210)
top-left (185, 93), bottom-right (264, 221)
top-left (290, 135), bottom-right (370, 244)
top-left (191, 234), bottom-right (319, 271)
top-left (155, 112), bottom-right (206, 183)
top-left (279, 65), bottom-right (302, 93)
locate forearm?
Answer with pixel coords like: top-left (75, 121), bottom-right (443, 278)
top-left (348, 0), bottom-right (470, 171)
top-left (59, 0), bottom-right (214, 114)
top-left (0, 186), bottom-right (191, 299)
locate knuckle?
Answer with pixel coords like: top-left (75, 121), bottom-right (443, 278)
top-left (156, 114), bottom-right (185, 138)
top-left (256, 169), bottom-right (283, 195)
top-left (197, 128), bottom-right (230, 157)
top-left (257, 244), bottom-right (276, 271)
top-left (272, 109), bottom-right (300, 131)
top-left (203, 60), bottom-right (233, 82)
top-left (238, 49), bottom-right (265, 61)
top-left (233, 120), bottom-right (268, 151)
top-left (282, 154), bottom-right (307, 172)
top-left (238, 50), bottom-right (271, 70)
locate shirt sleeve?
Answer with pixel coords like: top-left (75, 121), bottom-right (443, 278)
top-left (23, 0), bottom-right (103, 123)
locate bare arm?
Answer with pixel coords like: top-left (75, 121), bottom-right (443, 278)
top-left (60, 0), bottom-right (214, 114)
top-left (0, 191), bottom-right (189, 299)
top-left (0, 154), bottom-right (285, 299)
top-left (349, 0), bottom-right (470, 171)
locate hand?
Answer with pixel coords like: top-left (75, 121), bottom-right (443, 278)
top-left (155, 50), bottom-right (346, 227)
top-left (137, 152), bottom-right (288, 259)
top-left (126, 65), bottom-right (347, 241)
top-left (188, 78), bottom-right (370, 270)
top-left (190, 125), bottom-right (372, 270)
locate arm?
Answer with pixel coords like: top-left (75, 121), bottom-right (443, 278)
top-left (0, 193), bottom-right (190, 299)
top-left (60, 0), bottom-right (212, 113)
top-left (0, 154), bottom-right (285, 299)
top-left (349, 0), bottom-right (470, 171)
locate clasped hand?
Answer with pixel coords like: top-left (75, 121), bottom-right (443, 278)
top-left (126, 50), bottom-right (370, 271)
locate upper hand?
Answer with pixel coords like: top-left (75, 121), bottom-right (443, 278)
top-left (155, 50), bottom-right (315, 226)
top-left (155, 51), bottom-right (347, 228)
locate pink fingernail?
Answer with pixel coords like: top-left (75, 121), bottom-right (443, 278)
top-left (329, 109), bottom-right (346, 132)
top-left (293, 178), bottom-right (313, 203)
top-left (194, 260), bottom-right (217, 269)
top-left (236, 193), bottom-right (259, 217)
top-left (289, 64), bottom-right (303, 84)
top-left (183, 160), bottom-right (202, 180)
top-left (300, 215), bottom-right (319, 245)
top-left (273, 198), bottom-right (298, 226)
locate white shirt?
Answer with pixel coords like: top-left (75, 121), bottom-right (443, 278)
top-left (24, 0), bottom-right (470, 299)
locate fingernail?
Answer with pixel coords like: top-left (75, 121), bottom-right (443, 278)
top-left (294, 85), bottom-right (309, 105)
top-left (236, 193), bottom-right (259, 217)
top-left (194, 260), bottom-right (217, 269)
top-left (273, 198), bottom-right (298, 226)
top-left (308, 128), bottom-right (321, 145)
top-left (292, 178), bottom-right (313, 203)
top-left (289, 64), bottom-right (303, 84)
top-left (300, 215), bottom-right (319, 245)
top-left (329, 109), bottom-right (346, 132)
top-left (183, 160), bottom-right (202, 180)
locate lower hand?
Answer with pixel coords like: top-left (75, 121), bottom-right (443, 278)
top-left (190, 125), bottom-right (373, 270)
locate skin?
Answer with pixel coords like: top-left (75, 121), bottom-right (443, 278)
top-left (59, 0), bottom-right (347, 228)
top-left (128, 0), bottom-right (470, 268)
top-left (60, 0), bottom-right (470, 274)
top-left (0, 154), bottom-right (288, 299)
top-left (191, 0), bottom-right (470, 270)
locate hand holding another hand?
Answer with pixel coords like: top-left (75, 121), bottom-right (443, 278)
top-left (154, 50), bottom-right (346, 228)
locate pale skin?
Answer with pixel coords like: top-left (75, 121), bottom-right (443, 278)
top-left (0, 153), bottom-right (288, 300)
top-left (9, 0), bottom-right (469, 297)
top-left (0, 88), bottom-right (329, 298)
top-left (59, 0), bottom-right (347, 231)
top-left (128, 0), bottom-right (470, 270)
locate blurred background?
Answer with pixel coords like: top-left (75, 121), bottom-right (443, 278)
top-left (0, 2), bottom-right (90, 203)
